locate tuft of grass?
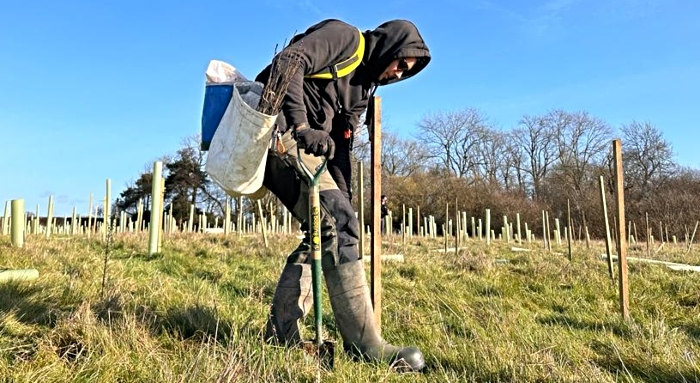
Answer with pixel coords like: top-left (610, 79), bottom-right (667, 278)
top-left (1, 233), bottom-right (700, 382)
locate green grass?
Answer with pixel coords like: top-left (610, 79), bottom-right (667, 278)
top-left (1, 232), bottom-right (699, 382)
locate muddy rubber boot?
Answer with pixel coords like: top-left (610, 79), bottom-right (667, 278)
top-left (265, 260), bottom-right (313, 345)
top-left (325, 261), bottom-right (425, 372)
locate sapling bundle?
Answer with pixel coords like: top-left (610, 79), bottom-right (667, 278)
top-left (257, 46), bottom-right (304, 116)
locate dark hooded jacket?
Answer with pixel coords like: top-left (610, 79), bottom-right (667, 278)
top-left (256, 19), bottom-right (431, 198)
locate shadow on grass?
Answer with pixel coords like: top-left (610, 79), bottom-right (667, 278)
top-left (0, 282), bottom-right (57, 326)
top-left (678, 323), bottom-right (700, 343)
top-left (153, 305), bottom-right (241, 344)
top-left (423, 356), bottom-right (513, 382)
top-left (429, 349), bottom-right (700, 382)
top-left (220, 280), bottom-right (275, 303)
top-left (537, 313), bottom-right (631, 337)
top-left (591, 342), bottom-right (699, 383)
top-left (107, 251), bottom-right (164, 262)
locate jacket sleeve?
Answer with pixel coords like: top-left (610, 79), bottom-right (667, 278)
top-left (272, 20), bottom-right (360, 130)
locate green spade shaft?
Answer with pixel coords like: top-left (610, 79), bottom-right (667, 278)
top-left (295, 146), bottom-right (328, 351)
top-left (309, 181), bottom-right (323, 347)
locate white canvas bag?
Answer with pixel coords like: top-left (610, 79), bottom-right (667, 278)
top-left (205, 82), bottom-right (277, 199)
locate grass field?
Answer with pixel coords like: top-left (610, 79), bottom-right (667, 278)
top-left (1, 231), bottom-right (699, 382)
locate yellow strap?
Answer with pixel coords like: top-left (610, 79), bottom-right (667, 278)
top-left (306, 28), bottom-right (365, 80)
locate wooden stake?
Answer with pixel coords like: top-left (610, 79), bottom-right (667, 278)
top-left (257, 200), bottom-right (268, 248)
top-left (687, 220), bottom-right (699, 253)
top-left (402, 203), bottom-right (406, 246)
top-left (444, 202), bottom-right (448, 254)
top-left (613, 140), bottom-right (629, 320)
top-left (567, 199), bottom-right (572, 261)
top-left (45, 196), bottom-right (53, 239)
top-left (453, 200), bottom-right (457, 251)
top-left (33, 204), bottom-right (39, 235)
top-left (104, 179), bottom-right (111, 241)
top-left (370, 96), bottom-right (382, 329)
top-left (416, 205), bottom-right (421, 238)
top-left (645, 212), bottom-right (651, 257)
top-left (87, 193), bottom-right (93, 236)
top-left (599, 176), bottom-right (615, 281)
top-left (71, 207), bottom-right (77, 236)
top-left (358, 161), bottom-right (365, 257)
top-left (545, 211), bottom-right (552, 252)
top-left (583, 211), bottom-right (590, 249)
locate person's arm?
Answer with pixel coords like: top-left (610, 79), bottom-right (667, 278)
top-left (274, 20), bottom-right (361, 130)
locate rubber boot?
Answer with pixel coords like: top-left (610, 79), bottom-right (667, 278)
top-left (264, 255), bottom-right (313, 345)
top-left (325, 261), bottom-right (425, 372)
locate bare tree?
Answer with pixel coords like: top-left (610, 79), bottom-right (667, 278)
top-left (417, 108), bottom-right (491, 180)
top-left (380, 130), bottom-right (430, 177)
top-left (350, 125), bottom-right (429, 216)
top-left (621, 121), bottom-right (676, 196)
top-left (501, 135), bottom-right (527, 193)
top-left (512, 114), bottom-right (559, 200)
top-left (534, 110), bottom-right (613, 228)
top-left (472, 127), bottom-right (509, 186)
top-left (550, 110), bottom-right (612, 196)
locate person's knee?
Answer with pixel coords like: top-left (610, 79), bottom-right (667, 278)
top-left (320, 190), bottom-right (359, 238)
top-left (286, 242), bottom-right (312, 264)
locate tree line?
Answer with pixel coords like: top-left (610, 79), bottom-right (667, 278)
top-left (115, 108), bottom-right (700, 241)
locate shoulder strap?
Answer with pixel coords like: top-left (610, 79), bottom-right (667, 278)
top-left (305, 28), bottom-right (365, 80)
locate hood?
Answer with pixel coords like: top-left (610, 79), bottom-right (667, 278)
top-left (362, 19), bottom-right (431, 86)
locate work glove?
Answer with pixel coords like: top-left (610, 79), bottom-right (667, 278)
top-left (294, 125), bottom-right (335, 160)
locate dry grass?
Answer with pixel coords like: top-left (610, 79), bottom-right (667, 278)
top-left (1, 232), bottom-right (700, 382)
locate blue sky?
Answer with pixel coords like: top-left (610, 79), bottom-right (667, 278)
top-left (1, 0), bottom-right (699, 216)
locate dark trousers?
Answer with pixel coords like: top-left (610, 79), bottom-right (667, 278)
top-left (263, 131), bottom-right (361, 270)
